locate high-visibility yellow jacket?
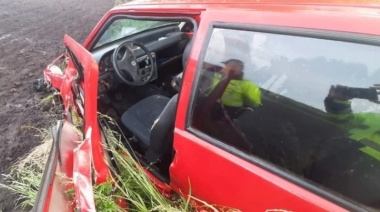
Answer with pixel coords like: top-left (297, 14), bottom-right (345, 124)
top-left (212, 73), bottom-right (261, 107)
top-left (325, 97), bottom-right (380, 160)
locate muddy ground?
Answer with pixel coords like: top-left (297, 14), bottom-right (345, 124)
top-left (0, 0), bottom-right (113, 210)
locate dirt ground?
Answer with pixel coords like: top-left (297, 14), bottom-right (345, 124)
top-left (0, 0), bottom-right (113, 210)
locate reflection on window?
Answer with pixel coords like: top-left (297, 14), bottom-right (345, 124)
top-left (94, 19), bottom-right (178, 48)
top-left (191, 28), bottom-right (380, 209)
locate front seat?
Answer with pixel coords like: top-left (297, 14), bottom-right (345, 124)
top-left (171, 39), bottom-right (193, 91)
top-left (121, 94), bottom-right (178, 163)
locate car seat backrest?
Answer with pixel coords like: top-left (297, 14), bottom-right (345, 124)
top-left (182, 38), bottom-right (193, 69)
top-left (149, 94), bottom-right (179, 156)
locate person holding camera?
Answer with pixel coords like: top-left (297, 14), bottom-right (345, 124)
top-left (325, 84), bottom-right (380, 160)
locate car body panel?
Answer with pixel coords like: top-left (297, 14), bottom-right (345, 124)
top-left (33, 121), bottom-right (81, 212)
top-left (125, 0), bottom-right (380, 6)
top-left (171, 129), bottom-right (347, 211)
top-left (62, 35), bottom-right (110, 184)
top-left (73, 136), bottom-right (96, 212)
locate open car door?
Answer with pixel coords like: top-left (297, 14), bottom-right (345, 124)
top-left (33, 35), bottom-right (109, 212)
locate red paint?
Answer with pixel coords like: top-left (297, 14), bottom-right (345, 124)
top-left (38, 121), bottom-right (80, 212)
top-left (73, 137), bottom-right (96, 212)
top-left (43, 54), bottom-right (65, 90)
top-left (144, 169), bottom-right (172, 198)
top-left (170, 129), bottom-right (347, 211)
top-left (63, 35), bottom-right (110, 184)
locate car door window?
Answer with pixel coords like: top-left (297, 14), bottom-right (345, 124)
top-left (190, 27), bottom-right (380, 209)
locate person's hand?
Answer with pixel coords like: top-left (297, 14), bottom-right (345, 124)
top-left (328, 85), bottom-right (350, 100)
top-left (220, 67), bottom-right (243, 79)
top-left (370, 84), bottom-right (380, 103)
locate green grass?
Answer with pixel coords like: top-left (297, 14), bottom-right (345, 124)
top-left (98, 115), bottom-right (196, 211)
top-left (0, 112), bottom-right (238, 211)
top-left (98, 115), bottom-right (239, 211)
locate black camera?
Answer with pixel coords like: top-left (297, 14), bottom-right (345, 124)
top-left (340, 86), bottom-right (378, 101)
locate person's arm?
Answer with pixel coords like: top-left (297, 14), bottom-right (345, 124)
top-left (202, 62), bottom-right (223, 72)
top-left (324, 85), bottom-right (380, 123)
top-left (324, 85), bottom-right (379, 114)
top-left (324, 85), bottom-right (354, 117)
top-left (203, 72), bottom-right (234, 112)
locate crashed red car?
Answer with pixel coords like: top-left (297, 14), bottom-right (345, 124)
top-left (33, 0), bottom-right (380, 211)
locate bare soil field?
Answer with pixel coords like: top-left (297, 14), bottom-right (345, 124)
top-left (0, 0), bottom-right (113, 210)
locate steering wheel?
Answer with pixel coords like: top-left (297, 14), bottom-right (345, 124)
top-left (112, 41), bottom-right (155, 86)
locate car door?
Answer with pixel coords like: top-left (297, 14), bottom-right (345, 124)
top-left (33, 35), bottom-right (110, 212)
top-left (170, 7), bottom-right (380, 212)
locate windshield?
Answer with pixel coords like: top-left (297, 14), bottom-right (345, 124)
top-left (94, 18), bottom-right (179, 49)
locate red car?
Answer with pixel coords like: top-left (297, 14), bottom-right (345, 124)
top-left (33, 0), bottom-right (380, 211)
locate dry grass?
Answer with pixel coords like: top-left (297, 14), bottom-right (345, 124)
top-left (16, 127), bottom-right (52, 169)
top-left (0, 127), bottom-right (52, 209)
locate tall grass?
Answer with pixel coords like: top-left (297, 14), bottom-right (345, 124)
top-left (98, 114), bottom-right (196, 211)
top-left (99, 115), bottom-right (239, 212)
top-left (0, 113), bottom-right (238, 211)
top-left (0, 127), bottom-right (52, 209)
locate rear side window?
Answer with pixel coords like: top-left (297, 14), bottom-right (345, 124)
top-left (190, 27), bottom-right (380, 209)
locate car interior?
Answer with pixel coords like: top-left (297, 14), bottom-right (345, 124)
top-left (89, 17), bottom-right (196, 181)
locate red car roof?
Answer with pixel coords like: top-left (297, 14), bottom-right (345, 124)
top-left (108, 0), bottom-right (380, 36)
top-left (124, 0), bottom-right (380, 7)
top-left (116, 0), bottom-right (380, 18)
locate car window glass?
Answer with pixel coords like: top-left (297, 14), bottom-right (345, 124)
top-left (94, 19), bottom-right (178, 49)
top-left (191, 27), bottom-right (380, 209)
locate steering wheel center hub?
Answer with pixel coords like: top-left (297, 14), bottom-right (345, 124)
top-left (112, 41), bottom-right (156, 86)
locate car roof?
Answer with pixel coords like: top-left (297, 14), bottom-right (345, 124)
top-left (123, 0), bottom-right (380, 8)
top-left (116, 0), bottom-right (380, 16)
top-left (111, 0), bottom-right (380, 36)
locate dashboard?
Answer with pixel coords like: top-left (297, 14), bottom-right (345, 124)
top-left (92, 25), bottom-right (190, 93)
top-left (98, 51), bottom-right (156, 73)
top-left (98, 51), bottom-right (113, 72)
top-left (98, 50), bottom-right (157, 93)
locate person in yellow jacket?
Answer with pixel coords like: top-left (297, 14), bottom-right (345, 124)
top-left (199, 59), bottom-right (261, 151)
top-left (325, 84), bottom-right (380, 160)
top-left (208, 59), bottom-right (261, 118)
